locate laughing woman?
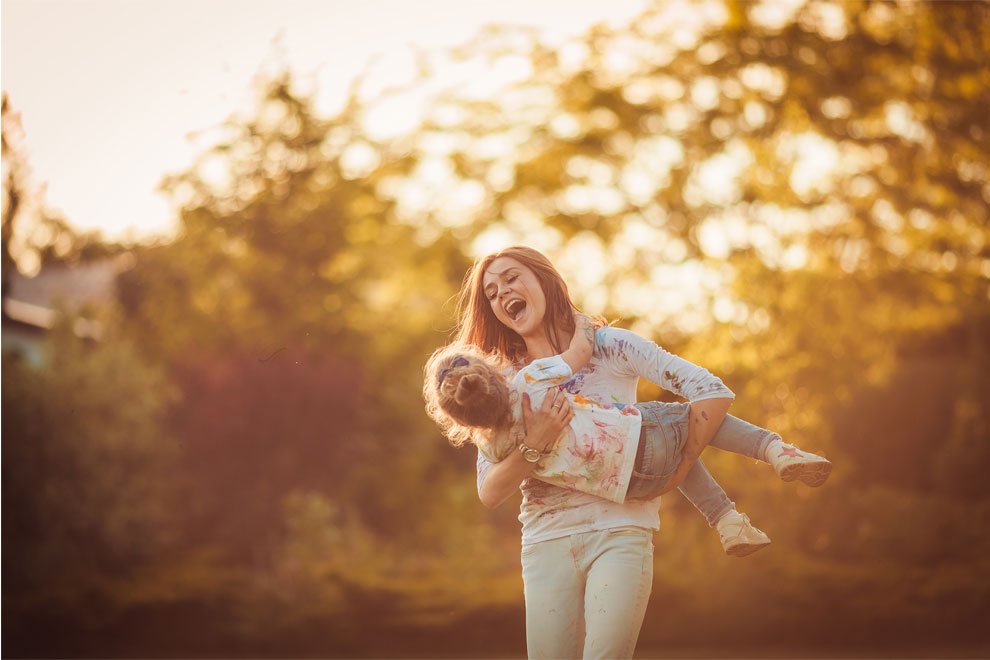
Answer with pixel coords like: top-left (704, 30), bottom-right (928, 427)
top-left (451, 246), bottom-right (760, 659)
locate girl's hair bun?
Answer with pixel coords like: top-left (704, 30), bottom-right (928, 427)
top-left (423, 343), bottom-right (512, 445)
top-left (455, 373), bottom-right (488, 405)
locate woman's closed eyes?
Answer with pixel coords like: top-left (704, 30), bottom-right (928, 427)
top-left (486, 275), bottom-right (518, 300)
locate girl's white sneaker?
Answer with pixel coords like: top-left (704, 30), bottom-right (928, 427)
top-left (716, 511), bottom-right (771, 557)
top-left (767, 443), bottom-right (833, 487)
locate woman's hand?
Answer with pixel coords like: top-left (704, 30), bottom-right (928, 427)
top-left (477, 389), bottom-right (573, 509)
top-left (522, 389), bottom-right (574, 453)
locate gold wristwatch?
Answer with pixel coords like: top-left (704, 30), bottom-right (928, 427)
top-left (518, 443), bottom-right (542, 463)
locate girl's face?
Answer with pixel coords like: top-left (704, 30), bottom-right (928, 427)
top-left (482, 256), bottom-right (547, 340)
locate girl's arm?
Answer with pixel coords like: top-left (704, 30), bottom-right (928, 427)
top-left (559, 313), bottom-right (596, 374)
top-left (481, 313), bottom-right (592, 507)
top-left (516, 313), bottom-right (594, 392)
top-left (478, 390), bottom-right (574, 509)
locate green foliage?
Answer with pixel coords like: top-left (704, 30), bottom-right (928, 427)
top-left (2, 316), bottom-right (176, 591)
top-left (118, 75), bottom-right (469, 364)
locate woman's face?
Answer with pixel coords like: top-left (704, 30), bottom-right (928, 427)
top-left (482, 256), bottom-right (547, 340)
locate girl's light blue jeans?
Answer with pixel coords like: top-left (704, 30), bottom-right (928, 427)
top-left (624, 401), bottom-right (779, 524)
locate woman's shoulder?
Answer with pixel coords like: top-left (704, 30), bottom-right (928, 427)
top-left (594, 325), bottom-right (652, 355)
top-left (595, 325), bottom-right (640, 343)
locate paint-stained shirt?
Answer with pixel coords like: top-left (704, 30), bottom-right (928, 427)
top-left (478, 355), bottom-right (643, 504)
top-left (476, 326), bottom-right (735, 545)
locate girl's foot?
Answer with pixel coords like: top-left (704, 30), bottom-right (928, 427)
top-left (767, 442), bottom-right (832, 487)
top-left (716, 511), bottom-right (771, 557)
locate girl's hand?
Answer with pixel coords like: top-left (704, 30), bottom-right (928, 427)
top-left (561, 313), bottom-right (596, 373)
top-left (522, 389), bottom-right (573, 454)
top-left (570, 313), bottom-right (597, 353)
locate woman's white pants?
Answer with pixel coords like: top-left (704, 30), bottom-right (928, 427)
top-left (521, 526), bottom-right (654, 659)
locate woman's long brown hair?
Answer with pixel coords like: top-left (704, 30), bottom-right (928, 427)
top-left (454, 246), bottom-right (580, 365)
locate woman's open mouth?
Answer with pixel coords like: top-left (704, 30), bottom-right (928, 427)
top-left (505, 298), bottom-right (527, 322)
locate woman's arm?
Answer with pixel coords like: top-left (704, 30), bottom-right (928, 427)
top-left (682, 397), bottom-right (733, 463)
top-left (600, 327), bottom-right (735, 403)
top-left (478, 390), bottom-right (574, 509)
top-left (660, 397), bottom-right (733, 495)
top-left (628, 397), bottom-right (733, 500)
top-left (593, 327), bottom-right (735, 498)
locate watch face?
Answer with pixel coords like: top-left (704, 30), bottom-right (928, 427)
top-left (523, 448), bottom-right (541, 463)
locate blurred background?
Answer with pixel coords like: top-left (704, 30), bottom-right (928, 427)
top-left (2, 0), bottom-right (989, 657)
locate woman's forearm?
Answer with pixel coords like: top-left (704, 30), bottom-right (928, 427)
top-left (682, 397), bottom-right (732, 462)
top-left (478, 450), bottom-right (538, 509)
top-left (478, 389), bottom-right (574, 509)
top-left (627, 398), bottom-right (732, 500)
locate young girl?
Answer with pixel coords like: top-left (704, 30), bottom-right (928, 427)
top-left (424, 314), bottom-right (832, 557)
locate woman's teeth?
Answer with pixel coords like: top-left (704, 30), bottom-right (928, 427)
top-left (506, 299), bottom-right (526, 320)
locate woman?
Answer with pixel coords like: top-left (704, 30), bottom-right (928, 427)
top-left (454, 246), bottom-right (740, 659)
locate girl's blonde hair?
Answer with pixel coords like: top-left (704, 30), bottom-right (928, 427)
top-left (423, 343), bottom-right (513, 448)
top-left (454, 246), bottom-right (581, 366)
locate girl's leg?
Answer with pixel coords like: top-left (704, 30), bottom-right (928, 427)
top-left (521, 536), bottom-right (586, 659)
top-left (632, 403), bottom-right (771, 555)
top-left (707, 414), bottom-right (779, 461)
top-left (676, 458), bottom-right (735, 526)
top-left (632, 403), bottom-right (736, 524)
top-left (677, 460), bottom-right (771, 556)
top-left (708, 414), bottom-right (832, 487)
top-left (580, 527), bottom-right (654, 660)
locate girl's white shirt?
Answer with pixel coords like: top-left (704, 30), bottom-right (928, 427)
top-left (478, 354), bottom-right (643, 504)
top-left (476, 326), bottom-right (735, 545)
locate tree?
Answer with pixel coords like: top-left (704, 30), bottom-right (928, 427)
top-left (331, 0), bottom-right (989, 460)
top-left (115, 72), bottom-right (478, 569)
top-left (7, 1), bottom-right (990, 655)
top-left (2, 316), bottom-right (176, 593)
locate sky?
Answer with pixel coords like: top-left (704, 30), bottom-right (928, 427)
top-left (2, 0), bottom-right (651, 242)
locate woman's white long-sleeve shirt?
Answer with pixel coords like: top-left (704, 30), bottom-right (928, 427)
top-left (476, 326), bottom-right (735, 545)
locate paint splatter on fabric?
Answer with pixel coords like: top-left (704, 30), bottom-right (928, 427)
top-left (476, 326), bottom-right (734, 545)
top-left (479, 354), bottom-right (642, 504)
